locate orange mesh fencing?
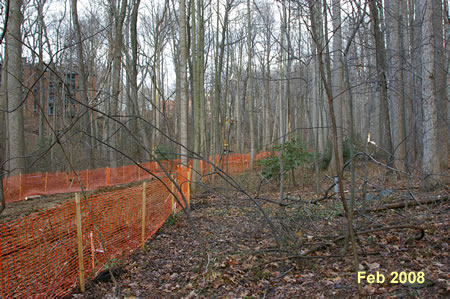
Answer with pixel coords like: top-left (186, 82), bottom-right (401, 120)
top-left (2, 153), bottom-right (270, 203)
top-left (0, 177), bottom-right (174, 298)
top-left (0, 152), bottom-right (271, 297)
top-left (1, 160), bottom-right (179, 203)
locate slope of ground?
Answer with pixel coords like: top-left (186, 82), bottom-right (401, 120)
top-left (73, 169), bottom-right (449, 298)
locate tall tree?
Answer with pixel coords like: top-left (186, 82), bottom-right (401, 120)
top-left (179, 0), bottom-right (188, 166)
top-left (247, 0), bottom-right (255, 168)
top-left (0, 45), bottom-right (7, 213)
top-left (432, 0), bottom-right (448, 169)
top-left (6, 0), bottom-right (25, 175)
top-left (109, 0), bottom-right (128, 167)
top-left (386, 0), bottom-right (407, 172)
top-left (329, 0), bottom-right (344, 177)
top-left (71, 0), bottom-right (94, 168)
top-left (192, 0), bottom-right (205, 188)
top-left (420, 0), bottom-right (441, 189)
top-left (369, 0), bottom-right (394, 166)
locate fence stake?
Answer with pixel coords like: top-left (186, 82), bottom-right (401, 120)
top-left (44, 172), bottom-right (48, 193)
top-left (105, 168), bottom-right (110, 186)
top-left (19, 173), bottom-right (22, 201)
top-left (90, 232), bottom-right (95, 270)
top-left (188, 169), bottom-right (192, 206)
top-left (170, 175), bottom-right (176, 214)
top-left (75, 193), bottom-right (85, 292)
top-left (86, 170), bottom-right (89, 190)
top-left (141, 182), bottom-right (147, 250)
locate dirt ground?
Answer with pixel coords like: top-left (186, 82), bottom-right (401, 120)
top-left (71, 167), bottom-right (449, 298)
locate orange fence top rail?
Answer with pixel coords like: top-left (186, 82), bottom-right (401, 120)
top-left (2, 152), bottom-right (272, 203)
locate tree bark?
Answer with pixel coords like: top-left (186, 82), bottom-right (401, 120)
top-left (179, 0), bottom-right (189, 166)
top-left (329, 0), bottom-right (344, 176)
top-left (432, 0), bottom-right (448, 169)
top-left (247, 0), bottom-right (255, 168)
top-left (420, 0), bottom-right (441, 189)
top-left (71, 0), bottom-right (94, 169)
top-left (6, 0), bottom-right (25, 175)
top-left (386, 0), bottom-right (407, 172)
top-left (369, 0), bottom-right (394, 167)
top-left (109, 0), bottom-right (128, 167)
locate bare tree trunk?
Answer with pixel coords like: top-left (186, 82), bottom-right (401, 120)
top-left (235, 42), bottom-right (243, 153)
top-left (109, 0), bottom-right (128, 167)
top-left (329, 0), bottom-right (344, 177)
top-left (152, 51), bottom-right (161, 156)
top-left (421, 0), bottom-right (441, 189)
top-left (264, 28), bottom-right (271, 150)
top-left (7, 0), bottom-right (25, 175)
top-left (0, 48), bottom-right (7, 213)
top-left (71, 0), bottom-right (94, 169)
top-left (38, 0), bottom-right (45, 141)
top-left (432, 0), bottom-right (448, 169)
top-left (369, 0), bottom-right (394, 167)
top-left (128, 0), bottom-right (150, 161)
top-left (386, 0), bottom-right (407, 172)
top-left (179, 0), bottom-right (188, 166)
top-left (247, 0), bottom-right (255, 168)
top-left (192, 0), bottom-right (204, 190)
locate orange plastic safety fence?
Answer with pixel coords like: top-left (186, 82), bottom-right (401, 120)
top-left (0, 177), bottom-right (173, 298)
top-left (0, 152), bottom-right (271, 297)
top-left (1, 160), bottom-right (179, 203)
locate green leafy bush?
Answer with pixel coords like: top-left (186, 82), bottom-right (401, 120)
top-left (319, 139), bottom-right (352, 170)
top-left (257, 139), bottom-right (312, 179)
top-left (155, 144), bottom-right (177, 160)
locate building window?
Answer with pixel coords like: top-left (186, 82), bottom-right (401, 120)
top-left (48, 95), bottom-right (54, 115)
top-left (34, 96), bottom-right (38, 113)
top-left (66, 73), bottom-right (76, 91)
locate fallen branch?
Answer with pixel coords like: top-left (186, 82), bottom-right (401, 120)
top-left (267, 224), bottom-right (425, 262)
top-left (355, 225), bottom-right (425, 240)
top-left (282, 195), bottom-right (302, 201)
top-left (312, 182), bottom-right (336, 203)
top-left (361, 196), bottom-right (448, 214)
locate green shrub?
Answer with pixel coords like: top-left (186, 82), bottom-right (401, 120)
top-left (319, 138), bottom-right (351, 170)
top-left (155, 144), bottom-right (177, 160)
top-left (165, 212), bottom-right (179, 226)
top-left (257, 139), bottom-right (312, 179)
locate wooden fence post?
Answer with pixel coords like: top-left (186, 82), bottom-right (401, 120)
top-left (19, 173), bottom-right (22, 201)
top-left (188, 169), bottom-right (192, 206)
top-left (105, 168), bottom-right (110, 186)
top-left (170, 175), bottom-right (176, 214)
top-left (141, 182), bottom-right (147, 250)
top-left (75, 193), bottom-right (85, 292)
top-left (90, 232), bottom-right (95, 270)
top-left (44, 172), bottom-right (48, 193)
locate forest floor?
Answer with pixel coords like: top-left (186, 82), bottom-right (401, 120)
top-left (73, 164), bottom-right (449, 298)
